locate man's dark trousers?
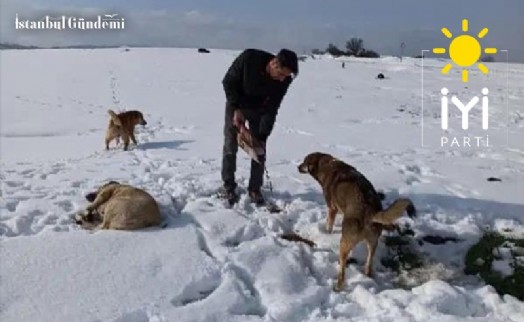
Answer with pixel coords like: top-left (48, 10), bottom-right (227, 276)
top-left (221, 103), bottom-right (265, 192)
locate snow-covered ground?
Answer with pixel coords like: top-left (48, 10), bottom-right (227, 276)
top-left (1, 48), bottom-right (523, 322)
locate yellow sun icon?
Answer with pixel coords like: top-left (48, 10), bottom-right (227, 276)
top-left (433, 19), bottom-right (498, 82)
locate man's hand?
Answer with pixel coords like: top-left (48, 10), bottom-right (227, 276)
top-left (259, 139), bottom-right (266, 149)
top-left (254, 138), bottom-right (266, 163)
top-left (232, 109), bottom-right (246, 130)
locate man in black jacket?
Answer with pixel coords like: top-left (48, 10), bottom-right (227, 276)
top-left (220, 48), bottom-right (298, 205)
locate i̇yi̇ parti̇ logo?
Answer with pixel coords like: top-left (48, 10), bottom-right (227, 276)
top-left (430, 19), bottom-right (497, 148)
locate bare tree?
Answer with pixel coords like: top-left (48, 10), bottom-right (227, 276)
top-left (346, 38), bottom-right (364, 56)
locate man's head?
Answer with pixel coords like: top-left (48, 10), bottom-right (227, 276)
top-left (267, 49), bottom-right (299, 82)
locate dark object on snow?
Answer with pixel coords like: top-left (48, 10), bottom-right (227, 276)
top-left (377, 73), bottom-right (385, 79)
top-left (377, 191), bottom-right (386, 200)
top-left (265, 202), bottom-right (282, 214)
top-left (396, 225), bottom-right (415, 236)
top-left (487, 177), bottom-right (502, 182)
top-left (422, 235), bottom-right (460, 245)
top-left (198, 48), bottom-right (210, 53)
top-left (280, 233), bottom-right (316, 247)
top-left (342, 62), bottom-right (345, 68)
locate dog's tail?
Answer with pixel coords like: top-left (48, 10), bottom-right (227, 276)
top-left (108, 109), bottom-right (123, 127)
top-left (372, 198), bottom-right (416, 225)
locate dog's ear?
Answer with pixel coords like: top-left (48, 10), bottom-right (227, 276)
top-left (307, 153), bottom-right (325, 174)
top-left (89, 181), bottom-right (119, 200)
top-left (100, 180), bottom-right (119, 188)
top-left (305, 157), bottom-right (318, 174)
top-left (85, 192), bottom-right (97, 202)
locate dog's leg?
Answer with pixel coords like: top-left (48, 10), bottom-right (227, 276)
top-left (86, 189), bottom-right (114, 213)
top-left (94, 208), bottom-right (118, 230)
top-left (130, 131), bottom-right (138, 145)
top-left (326, 206), bottom-right (337, 234)
top-left (105, 134), bottom-right (114, 150)
top-left (105, 130), bottom-right (118, 150)
top-left (335, 236), bottom-right (355, 292)
top-left (364, 236), bottom-right (379, 277)
top-left (97, 218), bottom-right (111, 230)
top-left (122, 132), bottom-right (131, 151)
top-left (81, 220), bottom-right (99, 230)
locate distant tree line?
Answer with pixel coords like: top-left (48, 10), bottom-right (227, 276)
top-left (0, 43), bottom-right (40, 50)
top-left (480, 55), bottom-right (495, 62)
top-left (312, 37), bottom-right (380, 58)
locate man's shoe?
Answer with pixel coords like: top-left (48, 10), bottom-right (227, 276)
top-left (217, 187), bottom-right (239, 206)
top-left (248, 189), bottom-right (265, 206)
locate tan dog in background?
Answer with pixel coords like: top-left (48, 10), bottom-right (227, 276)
top-left (106, 110), bottom-right (147, 150)
top-left (76, 181), bottom-right (161, 230)
top-left (298, 152), bottom-right (416, 291)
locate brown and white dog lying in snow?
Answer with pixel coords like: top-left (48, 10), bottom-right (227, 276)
top-left (76, 181), bottom-right (161, 230)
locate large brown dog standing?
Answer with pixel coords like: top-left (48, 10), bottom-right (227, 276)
top-left (298, 152), bottom-right (416, 291)
top-left (76, 181), bottom-right (162, 230)
top-left (106, 109), bottom-right (147, 150)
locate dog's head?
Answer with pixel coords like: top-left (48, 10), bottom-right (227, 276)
top-left (129, 111), bottom-right (147, 126)
top-left (299, 153), bottom-right (358, 182)
top-left (298, 152), bottom-right (334, 176)
top-left (85, 181), bottom-right (120, 202)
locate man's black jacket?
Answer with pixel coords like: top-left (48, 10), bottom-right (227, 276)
top-left (222, 49), bottom-right (292, 140)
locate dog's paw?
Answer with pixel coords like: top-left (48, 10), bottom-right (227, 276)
top-left (74, 210), bottom-right (88, 225)
top-left (319, 222), bottom-right (336, 234)
top-left (333, 282), bottom-right (345, 292)
top-left (333, 274), bottom-right (346, 292)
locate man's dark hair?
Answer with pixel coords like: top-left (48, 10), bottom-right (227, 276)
top-left (276, 49), bottom-right (299, 76)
